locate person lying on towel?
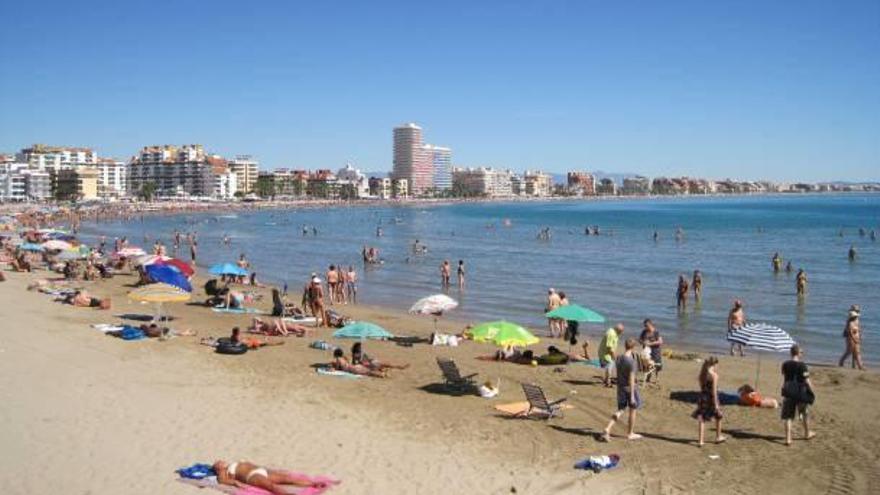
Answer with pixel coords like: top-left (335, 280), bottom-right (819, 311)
top-left (213, 460), bottom-right (327, 494)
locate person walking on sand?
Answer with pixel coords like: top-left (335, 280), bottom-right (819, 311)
top-left (677, 274), bottom-right (689, 311)
top-left (601, 338), bottom-right (642, 442)
top-left (440, 260), bottom-right (451, 289)
top-left (693, 356), bottom-right (726, 446)
top-left (457, 260), bottom-right (465, 289)
top-left (781, 344), bottom-right (816, 446)
top-left (728, 300), bottom-right (746, 356)
top-left (796, 269), bottom-right (807, 298)
top-left (692, 270), bottom-right (703, 301)
top-left (599, 323), bottom-right (624, 387)
top-left (838, 305), bottom-right (865, 370)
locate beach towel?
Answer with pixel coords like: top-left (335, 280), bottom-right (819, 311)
top-left (574, 454), bottom-right (620, 472)
top-left (213, 306), bottom-right (267, 315)
top-left (176, 463), bottom-right (216, 480)
top-left (118, 325), bottom-right (146, 340)
top-left (494, 401), bottom-right (575, 416)
top-left (177, 469), bottom-right (339, 495)
top-left (283, 316), bottom-right (317, 325)
top-left (316, 367), bottom-right (362, 379)
top-left (570, 358), bottom-right (603, 367)
top-left (91, 323), bottom-right (124, 333)
top-left (309, 341), bottom-right (337, 351)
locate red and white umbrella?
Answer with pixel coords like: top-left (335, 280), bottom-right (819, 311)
top-left (410, 294), bottom-right (459, 331)
top-left (116, 247), bottom-right (146, 258)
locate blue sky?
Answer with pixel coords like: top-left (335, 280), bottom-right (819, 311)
top-left (1, 0), bottom-right (878, 181)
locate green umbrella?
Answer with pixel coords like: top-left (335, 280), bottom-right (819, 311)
top-left (333, 321), bottom-right (394, 340)
top-left (545, 304), bottom-right (605, 323)
top-left (469, 320), bottom-right (540, 347)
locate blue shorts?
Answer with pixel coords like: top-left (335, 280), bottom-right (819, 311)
top-left (616, 387), bottom-right (641, 411)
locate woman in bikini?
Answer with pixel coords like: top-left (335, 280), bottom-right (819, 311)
top-left (351, 342), bottom-right (408, 371)
top-left (213, 460), bottom-right (326, 494)
top-left (331, 348), bottom-right (386, 378)
top-left (692, 356), bottom-right (726, 446)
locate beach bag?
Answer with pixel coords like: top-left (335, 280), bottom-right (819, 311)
top-left (782, 381), bottom-right (814, 404)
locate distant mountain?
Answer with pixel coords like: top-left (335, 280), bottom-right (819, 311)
top-left (364, 170), bottom-right (389, 178)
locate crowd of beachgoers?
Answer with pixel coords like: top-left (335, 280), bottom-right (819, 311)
top-left (0, 202), bottom-right (874, 494)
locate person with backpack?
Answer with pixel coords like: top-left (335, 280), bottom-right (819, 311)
top-left (781, 344), bottom-right (816, 446)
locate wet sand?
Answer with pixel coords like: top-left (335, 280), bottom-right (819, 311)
top-left (1, 269), bottom-right (879, 494)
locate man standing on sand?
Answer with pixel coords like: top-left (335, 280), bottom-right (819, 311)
top-left (601, 338), bottom-right (642, 442)
top-left (728, 300), bottom-right (745, 357)
top-left (839, 305), bottom-right (865, 370)
top-left (599, 323), bottom-right (624, 387)
top-left (546, 288), bottom-right (562, 338)
top-left (781, 344), bottom-right (816, 446)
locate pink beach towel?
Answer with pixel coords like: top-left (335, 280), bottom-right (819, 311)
top-left (178, 472), bottom-right (339, 495)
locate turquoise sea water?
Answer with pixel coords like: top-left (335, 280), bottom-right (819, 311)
top-left (80, 194), bottom-right (879, 365)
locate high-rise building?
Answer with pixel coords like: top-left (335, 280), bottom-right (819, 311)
top-left (16, 144), bottom-right (97, 171)
top-left (567, 171), bottom-right (595, 196)
top-left (228, 155), bottom-right (259, 194)
top-left (128, 144), bottom-right (234, 199)
top-left (96, 158), bottom-right (127, 199)
top-left (392, 123), bottom-right (432, 195)
top-left (424, 144), bottom-right (452, 192)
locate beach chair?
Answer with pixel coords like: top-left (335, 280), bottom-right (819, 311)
top-left (521, 383), bottom-right (568, 420)
top-left (436, 357), bottom-right (478, 391)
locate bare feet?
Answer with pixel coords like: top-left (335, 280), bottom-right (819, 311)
top-left (599, 431), bottom-right (611, 442)
top-left (627, 433), bottom-right (643, 440)
top-left (805, 431), bottom-right (816, 440)
top-left (715, 436), bottom-right (727, 444)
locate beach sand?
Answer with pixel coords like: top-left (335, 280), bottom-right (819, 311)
top-left (1, 269), bottom-right (879, 494)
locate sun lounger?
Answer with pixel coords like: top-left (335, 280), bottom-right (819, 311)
top-left (520, 383), bottom-right (568, 419)
top-left (436, 357), bottom-right (478, 391)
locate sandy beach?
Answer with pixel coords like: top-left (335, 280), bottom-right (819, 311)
top-left (1, 267), bottom-right (878, 495)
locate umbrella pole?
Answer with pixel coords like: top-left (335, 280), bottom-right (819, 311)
top-left (755, 353), bottom-right (762, 390)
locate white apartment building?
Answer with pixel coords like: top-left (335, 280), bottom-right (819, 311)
top-left (452, 167), bottom-right (514, 197)
top-left (213, 171), bottom-right (238, 199)
top-left (0, 162), bottom-right (52, 201)
top-left (16, 144), bottom-right (97, 171)
top-left (336, 163), bottom-right (369, 198)
top-left (228, 155), bottom-right (259, 194)
top-left (96, 158), bottom-right (127, 198)
top-left (523, 170), bottom-right (553, 197)
top-left (128, 144), bottom-right (220, 198)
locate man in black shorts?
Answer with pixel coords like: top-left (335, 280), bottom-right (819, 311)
top-left (781, 344), bottom-right (816, 446)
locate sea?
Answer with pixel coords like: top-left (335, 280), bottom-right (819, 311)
top-left (79, 194), bottom-right (879, 365)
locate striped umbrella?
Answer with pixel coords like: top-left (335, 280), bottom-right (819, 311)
top-left (727, 322), bottom-right (796, 388)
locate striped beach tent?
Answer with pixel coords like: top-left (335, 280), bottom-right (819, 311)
top-left (727, 322), bottom-right (797, 388)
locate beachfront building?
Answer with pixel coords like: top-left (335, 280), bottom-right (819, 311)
top-left (567, 171), bottom-right (595, 196)
top-left (0, 162), bottom-right (27, 201)
top-left (369, 177), bottom-right (392, 199)
top-left (16, 144), bottom-right (98, 171)
top-left (523, 170), bottom-right (552, 197)
top-left (424, 144), bottom-right (452, 193)
top-left (596, 178), bottom-right (617, 195)
top-left (128, 144), bottom-right (236, 199)
top-left (54, 167), bottom-right (100, 201)
top-left (452, 167), bottom-right (514, 198)
top-left (95, 158), bottom-right (127, 199)
top-left (336, 163), bottom-right (369, 198)
top-left (392, 122), bottom-right (452, 196)
top-left (228, 155), bottom-right (259, 194)
top-left (621, 176), bottom-right (651, 195)
top-left (392, 178), bottom-right (408, 198)
top-left (24, 171), bottom-right (52, 201)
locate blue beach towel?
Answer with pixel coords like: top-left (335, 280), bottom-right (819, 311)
top-left (176, 463), bottom-right (216, 480)
top-left (571, 359), bottom-right (603, 367)
top-left (119, 325), bottom-right (146, 341)
top-left (212, 306), bottom-right (266, 315)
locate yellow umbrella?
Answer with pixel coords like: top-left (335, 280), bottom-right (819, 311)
top-left (128, 283), bottom-right (191, 321)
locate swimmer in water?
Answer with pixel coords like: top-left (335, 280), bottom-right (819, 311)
top-left (796, 269), bottom-right (807, 297)
top-left (849, 245), bottom-right (857, 261)
top-left (772, 252), bottom-right (782, 272)
top-left (692, 270), bottom-right (702, 301)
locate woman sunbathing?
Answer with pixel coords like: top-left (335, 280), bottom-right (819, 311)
top-left (351, 342), bottom-right (409, 371)
top-left (331, 348), bottom-right (387, 378)
top-left (213, 460), bottom-right (326, 494)
top-left (249, 317), bottom-right (308, 337)
top-left (65, 290), bottom-right (109, 309)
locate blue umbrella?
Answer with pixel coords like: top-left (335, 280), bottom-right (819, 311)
top-left (145, 264), bottom-right (192, 292)
top-left (19, 243), bottom-right (44, 252)
top-left (333, 322), bottom-right (394, 340)
top-left (209, 263), bottom-right (248, 277)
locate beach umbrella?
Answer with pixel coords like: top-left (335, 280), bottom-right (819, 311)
top-left (144, 264), bottom-right (193, 292)
top-left (727, 322), bottom-right (796, 389)
top-left (57, 249), bottom-right (87, 261)
top-left (409, 294), bottom-right (458, 330)
top-left (545, 304), bottom-right (605, 323)
top-left (18, 242), bottom-right (44, 252)
top-left (156, 258), bottom-right (195, 277)
top-left (128, 283), bottom-right (192, 322)
top-left (209, 262), bottom-right (248, 277)
top-left (333, 321), bottom-right (394, 340)
top-left (134, 254), bottom-right (170, 266)
top-left (42, 239), bottom-right (72, 251)
top-left (117, 246), bottom-right (146, 257)
top-left (469, 320), bottom-right (540, 347)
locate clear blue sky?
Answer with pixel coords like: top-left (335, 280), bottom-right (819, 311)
top-left (1, 1), bottom-right (878, 181)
